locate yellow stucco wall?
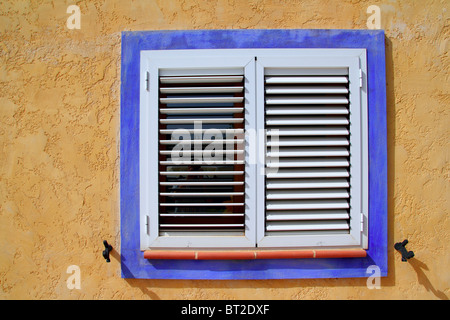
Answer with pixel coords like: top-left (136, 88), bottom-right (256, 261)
top-left (0, 0), bottom-right (448, 300)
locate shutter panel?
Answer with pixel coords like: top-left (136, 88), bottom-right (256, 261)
top-left (158, 74), bottom-right (246, 234)
top-left (264, 71), bottom-right (352, 236)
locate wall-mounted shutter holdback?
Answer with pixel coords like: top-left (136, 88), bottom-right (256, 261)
top-left (394, 239), bottom-right (414, 262)
top-left (102, 240), bottom-right (113, 263)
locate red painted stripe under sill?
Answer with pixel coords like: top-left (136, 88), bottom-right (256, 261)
top-left (143, 249), bottom-right (367, 260)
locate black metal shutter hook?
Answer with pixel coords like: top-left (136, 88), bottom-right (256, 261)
top-left (102, 240), bottom-right (113, 262)
top-left (394, 239), bottom-right (414, 262)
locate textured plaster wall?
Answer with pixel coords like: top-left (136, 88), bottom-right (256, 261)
top-left (0, 0), bottom-right (448, 299)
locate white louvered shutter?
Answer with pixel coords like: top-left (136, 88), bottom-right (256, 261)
top-left (140, 51), bottom-right (257, 249)
top-left (256, 51), bottom-right (368, 248)
top-left (158, 75), bottom-right (246, 233)
top-left (265, 74), bottom-right (351, 232)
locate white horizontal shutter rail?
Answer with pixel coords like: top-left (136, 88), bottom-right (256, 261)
top-left (265, 76), bottom-right (348, 84)
top-left (160, 139), bottom-right (244, 145)
top-left (161, 203), bottom-right (244, 207)
top-left (266, 178), bottom-right (349, 189)
top-left (267, 147), bottom-right (349, 158)
top-left (160, 107), bottom-right (244, 114)
top-left (160, 118), bottom-right (244, 124)
top-left (266, 199), bottom-right (350, 210)
top-left (160, 181), bottom-right (244, 186)
top-left (266, 96), bottom-right (348, 105)
top-left (161, 213), bottom-right (245, 217)
top-left (160, 160), bottom-right (245, 165)
top-left (160, 75), bottom-right (244, 83)
top-left (266, 168), bottom-right (349, 179)
top-left (160, 86), bottom-right (243, 94)
top-left (160, 96), bottom-right (243, 104)
top-left (265, 116), bottom-right (348, 126)
top-left (265, 106), bottom-right (349, 115)
top-left (267, 137), bottom-right (349, 147)
top-left (266, 189), bottom-right (350, 200)
top-left (265, 85), bottom-right (348, 94)
top-left (160, 149), bottom-right (244, 155)
top-left (160, 170), bottom-right (244, 176)
top-left (160, 192), bottom-right (244, 197)
top-left (266, 221), bottom-right (349, 232)
top-left (160, 128), bottom-right (244, 134)
top-left (266, 127), bottom-right (349, 136)
top-left (160, 224), bottom-right (244, 228)
top-left (266, 210), bottom-right (349, 221)
top-left (266, 158), bottom-right (350, 168)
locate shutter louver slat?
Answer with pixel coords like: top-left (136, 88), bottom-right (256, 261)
top-left (264, 72), bottom-right (351, 236)
top-left (266, 158), bottom-right (350, 168)
top-left (161, 213), bottom-right (245, 217)
top-left (160, 181), bottom-right (244, 186)
top-left (160, 192), bottom-right (244, 197)
top-left (158, 74), bottom-right (246, 234)
top-left (265, 117), bottom-right (349, 126)
top-left (266, 168), bottom-right (349, 179)
top-left (160, 96), bottom-right (244, 104)
top-left (266, 189), bottom-right (350, 200)
top-left (160, 128), bottom-right (244, 134)
top-left (265, 76), bottom-right (348, 84)
top-left (267, 137), bottom-right (349, 147)
top-left (160, 86), bottom-right (244, 94)
top-left (161, 170), bottom-right (244, 176)
top-left (266, 221), bottom-right (349, 232)
top-left (266, 127), bottom-right (349, 136)
top-left (161, 203), bottom-right (244, 207)
top-left (160, 107), bottom-right (244, 114)
top-left (160, 149), bottom-right (244, 155)
top-left (266, 178), bottom-right (349, 189)
top-left (160, 118), bottom-right (244, 124)
top-left (160, 75), bottom-right (244, 83)
top-left (265, 106), bottom-right (349, 115)
top-left (265, 96), bottom-right (348, 105)
top-left (160, 139), bottom-right (244, 145)
top-left (266, 199), bottom-right (350, 210)
top-left (266, 210), bottom-right (349, 221)
top-left (160, 160), bottom-right (245, 165)
top-left (267, 147), bottom-right (349, 158)
top-left (265, 85), bottom-right (348, 95)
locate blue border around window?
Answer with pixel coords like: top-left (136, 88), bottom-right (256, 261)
top-left (120, 29), bottom-right (387, 279)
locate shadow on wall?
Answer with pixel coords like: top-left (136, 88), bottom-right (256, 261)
top-left (409, 259), bottom-right (448, 300)
top-left (109, 248), bottom-right (162, 299)
top-left (385, 35), bottom-right (396, 290)
top-left (125, 278), bottom-right (162, 300)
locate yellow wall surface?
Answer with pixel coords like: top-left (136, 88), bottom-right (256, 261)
top-left (0, 0), bottom-right (448, 300)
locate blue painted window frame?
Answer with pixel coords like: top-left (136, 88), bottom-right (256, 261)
top-left (120, 29), bottom-right (387, 279)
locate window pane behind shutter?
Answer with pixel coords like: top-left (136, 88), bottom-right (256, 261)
top-left (158, 75), bottom-right (246, 235)
top-left (264, 72), bottom-right (352, 236)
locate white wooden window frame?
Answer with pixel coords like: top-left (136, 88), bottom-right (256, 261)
top-left (140, 49), bottom-right (368, 250)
